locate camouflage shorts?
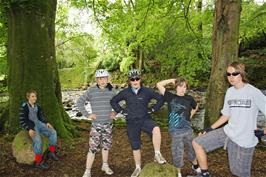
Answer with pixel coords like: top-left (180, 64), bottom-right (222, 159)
top-left (89, 122), bottom-right (113, 153)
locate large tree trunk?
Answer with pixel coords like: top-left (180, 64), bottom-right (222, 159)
top-left (204, 0), bottom-right (241, 127)
top-left (7, 0), bottom-right (76, 138)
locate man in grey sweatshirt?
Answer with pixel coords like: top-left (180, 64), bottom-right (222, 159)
top-left (76, 69), bottom-right (116, 177)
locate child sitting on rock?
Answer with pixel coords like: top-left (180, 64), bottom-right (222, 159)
top-left (20, 90), bottom-right (58, 169)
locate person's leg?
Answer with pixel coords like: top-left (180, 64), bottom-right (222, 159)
top-left (101, 123), bottom-right (114, 175)
top-left (171, 131), bottom-right (185, 177)
top-left (184, 131), bottom-right (201, 174)
top-left (30, 125), bottom-right (49, 169)
top-left (102, 149), bottom-right (110, 166)
top-left (83, 152), bottom-right (96, 177)
top-left (152, 126), bottom-right (161, 152)
top-left (227, 139), bottom-right (254, 177)
top-left (141, 118), bottom-right (166, 164)
top-left (133, 149), bottom-right (141, 167)
top-left (31, 132), bottom-right (43, 163)
top-left (192, 140), bottom-right (208, 170)
top-left (191, 128), bottom-right (227, 177)
top-left (131, 150), bottom-right (141, 177)
top-left (83, 124), bottom-right (101, 176)
top-left (127, 121), bottom-right (142, 177)
top-left (38, 122), bottom-right (58, 160)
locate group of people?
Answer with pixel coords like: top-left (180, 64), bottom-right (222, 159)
top-left (19, 61), bottom-right (266, 177)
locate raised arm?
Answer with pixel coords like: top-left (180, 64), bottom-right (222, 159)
top-left (156, 79), bottom-right (176, 95)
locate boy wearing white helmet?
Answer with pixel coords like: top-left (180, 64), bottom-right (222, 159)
top-left (77, 69), bottom-right (116, 177)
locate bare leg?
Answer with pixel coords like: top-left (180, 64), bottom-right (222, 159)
top-left (102, 148), bottom-right (109, 164)
top-left (86, 151), bottom-right (95, 169)
top-left (133, 149), bottom-right (141, 167)
top-left (152, 126), bottom-right (161, 151)
top-left (192, 140), bottom-right (208, 170)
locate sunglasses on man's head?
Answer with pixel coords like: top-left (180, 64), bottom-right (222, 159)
top-left (226, 72), bottom-right (240, 77)
top-left (130, 77), bottom-right (140, 81)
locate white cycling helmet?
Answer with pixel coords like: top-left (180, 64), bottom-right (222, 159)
top-left (95, 69), bottom-right (109, 78)
top-left (128, 69), bottom-right (141, 78)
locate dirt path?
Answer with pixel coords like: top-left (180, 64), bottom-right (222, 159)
top-left (0, 122), bottom-right (266, 177)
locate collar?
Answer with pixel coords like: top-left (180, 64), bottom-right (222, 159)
top-left (129, 85), bottom-right (142, 95)
top-left (27, 102), bottom-right (36, 108)
top-left (96, 83), bottom-right (113, 91)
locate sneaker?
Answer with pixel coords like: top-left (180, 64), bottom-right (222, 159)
top-left (186, 174), bottom-right (211, 177)
top-left (101, 165), bottom-right (114, 175)
top-left (48, 152), bottom-right (59, 161)
top-left (177, 172), bottom-right (182, 177)
top-left (154, 153), bottom-right (166, 164)
top-left (82, 170), bottom-right (91, 177)
top-left (131, 167), bottom-right (141, 177)
top-left (191, 165), bottom-right (201, 174)
top-left (35, 161), bottom-right (49, 169)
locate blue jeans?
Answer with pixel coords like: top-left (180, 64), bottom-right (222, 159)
top-left (31, 121), bottom-right (57, 154)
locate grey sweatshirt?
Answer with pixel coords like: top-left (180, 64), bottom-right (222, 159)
top-left (76, 85), bottom-right (116, 123)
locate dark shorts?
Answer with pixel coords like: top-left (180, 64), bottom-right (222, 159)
top-left (126, 118), bottom-right (157, 150)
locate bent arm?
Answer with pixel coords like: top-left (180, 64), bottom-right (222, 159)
top-left (110, 91), bottom-right (125, 113)
top-left (76, 90), bottom-right (90, 117)
top-left (190, 104), bottom-right (199, 119)
top-left (156, 79), bottom-right (176, 95)
top-left (210, 115), bottom-right (229, 129)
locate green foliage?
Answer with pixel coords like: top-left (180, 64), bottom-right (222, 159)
top-left (240, 1), bottom-right (266, 41)
top-left (58, 0), bottom-right (266, 88)
top-left (56, 1), bottom-right (98, 70)
top-left (70, 0), bottom-right (213, 86)
top-left (0, 2), bottom-right (7, 76)
top-left (59, 67), bottom-right (95, 89)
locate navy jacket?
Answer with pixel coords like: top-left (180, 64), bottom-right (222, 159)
top-left (110, 86), bottom-right (163, 120)
top-left (19, 102), bottom-right (47, 131)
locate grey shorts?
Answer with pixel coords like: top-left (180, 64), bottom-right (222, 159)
top-left (170, 130), bottom-right (196, 168)
top-left (89, 122), bottom-right (113, 153)
top-left (194, 128), bottom-right (255, 177)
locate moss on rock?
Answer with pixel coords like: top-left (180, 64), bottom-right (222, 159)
top-left (139, 162), bottom-right (177, 177)
top-left (12, 130), bottom-right (49, 165)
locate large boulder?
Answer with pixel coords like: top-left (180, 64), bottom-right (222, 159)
top-left (12, 130), bottom-right (49, 165)
top-left (139, 162), bottom-right (177, 177)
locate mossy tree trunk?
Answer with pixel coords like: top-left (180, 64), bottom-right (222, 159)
top-left (6, 0), bottom-right (76, 138)
top-left (204, 0), bottom-right (241, 127)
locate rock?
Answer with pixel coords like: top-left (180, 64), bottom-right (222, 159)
top-left (76, 112), bottom-right (83, 117)
top-left (81, 85), bottom-right (88, 90)
top-left (63, 99), bottom-right (74, 108)
top-left (64, 107), bottom-right (72, 111)
top-left (139, 162), bottom-right (177, 177)
top-left (120, 83), bottom-right (127, 88)
top-left (12, 130), bottom-right (49, 165)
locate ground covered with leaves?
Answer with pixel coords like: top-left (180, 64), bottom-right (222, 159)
top-left (0, 122), bottom-right (266, 177)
